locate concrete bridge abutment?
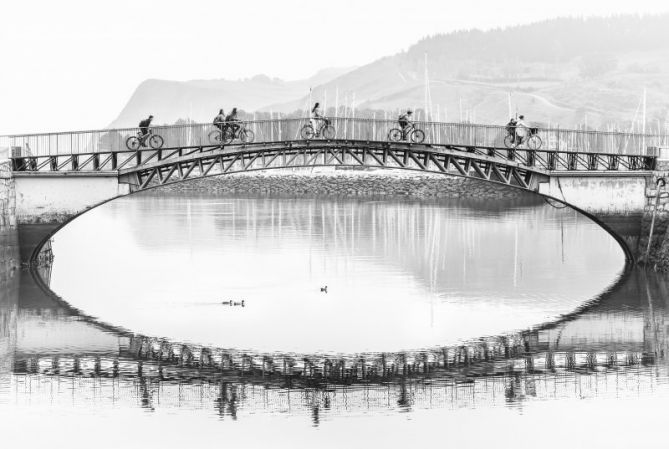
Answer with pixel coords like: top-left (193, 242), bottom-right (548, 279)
top-left (537, 172), bottom-right (659, 262)
top-left (12, 172), bottom-right (131, 265)
top-left (538, 173), bottom-right (650, 216)
top-left (13, 172), bottom-right (131, 224)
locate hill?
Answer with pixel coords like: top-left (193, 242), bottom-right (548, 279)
top-left (114, 14), bottom-right (669, 130)
top-left (110, 67), bottom-right (355, 128)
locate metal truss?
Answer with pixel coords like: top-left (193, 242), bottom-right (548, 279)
top-left (448, 144), bottom-right (656, 171)
top-left (11, 140), bottom-right (656, 192)
top-left (116, 141), bottom-right (544, 191)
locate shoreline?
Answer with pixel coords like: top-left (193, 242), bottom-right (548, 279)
top-left (150, 168), bottom-right (526, 200)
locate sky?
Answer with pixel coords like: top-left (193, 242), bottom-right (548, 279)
top-left (1, 0), bottom-right (668, 134)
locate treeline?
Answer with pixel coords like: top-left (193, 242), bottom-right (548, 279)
top-left (405, 14), bottom-right (669, 66)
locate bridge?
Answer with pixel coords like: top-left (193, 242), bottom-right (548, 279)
top-left (1, 117), bottom-right (667, 262)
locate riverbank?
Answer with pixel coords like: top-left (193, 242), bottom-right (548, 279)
top-left (153, 168), bottom-right (524, 199)
top-left (639, 213), bottom-right (669, 271)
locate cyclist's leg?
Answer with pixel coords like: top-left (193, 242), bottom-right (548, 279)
top-left (139, 128), bottom-right (149, 145)
top-left (399, 121), bottom-right (409, 139)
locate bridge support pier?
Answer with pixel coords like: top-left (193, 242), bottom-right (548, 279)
top-left (538, 173), bottom-right (649, 215)
top-left (538, 172), bottom-right (655, 261)
top-left (13, 172), bottom-right (131, 264)
top-left (14, 172), bottom-right (130, 224)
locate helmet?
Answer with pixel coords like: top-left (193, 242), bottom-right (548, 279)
top-left (148, 115), bottom-right (154, 119)
top-left (519, 115), bottom-right (524, 119)
top-left (407, 109), bottom-right (413, 114)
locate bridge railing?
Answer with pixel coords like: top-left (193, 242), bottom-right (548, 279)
top-left (1, 117), bottom-right (666, 158)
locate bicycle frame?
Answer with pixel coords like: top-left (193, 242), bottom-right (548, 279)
top-left (311, 118), bottom-right (329, 133)
top-left (138, 129), bottom-right (152, 143)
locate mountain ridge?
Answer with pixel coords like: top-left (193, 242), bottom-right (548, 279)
top-left (113, 14), bottom-right (669, 129)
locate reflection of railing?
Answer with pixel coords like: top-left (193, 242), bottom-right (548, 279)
top-left (8, 264), bottom-right (667, 416)
top-left (1, 118), bottom-right (666, 157)
top-left (8, 348), bottom-right (660, 418)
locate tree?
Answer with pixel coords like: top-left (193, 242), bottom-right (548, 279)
top-left (579, 54), bottom-right (618, 79)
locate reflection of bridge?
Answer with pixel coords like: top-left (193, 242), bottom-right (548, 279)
top-left (1, 117), bottom-right (664, 263)
top-left (2, 261), bottom-right (668, 419)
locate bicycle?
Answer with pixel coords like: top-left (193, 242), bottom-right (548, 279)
top-left (126, 129), bottom-right (164, 150)
top-left (300, 118), bottom-right (335, 140)
top-left (208, 122), bottom-right (255, 144)
top-left (504, 127), bottom-right (542, 150)
top-left (387, 123), bottom-right (425, 143)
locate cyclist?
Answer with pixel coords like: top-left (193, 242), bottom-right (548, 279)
top-left (226, 107), bottom-right (241, 136)
top-left (398, 110), bottom-right (413, 140)
top-left (138, 115), bottom-right (153, 146)
top-left (505, 117), bottom-right (517, 144)
top-left (213, 109), bottom-right (226, 132)
top-left (515, 115), bottom-right (529, 147)
top-left (310, 102), bottom-right (324, 134)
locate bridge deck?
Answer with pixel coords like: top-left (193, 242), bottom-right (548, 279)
top-left (7, 139), bottom-right (656, 194)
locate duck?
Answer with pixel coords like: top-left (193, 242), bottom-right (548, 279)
top-left (320, 286), bottom-right (328, 293)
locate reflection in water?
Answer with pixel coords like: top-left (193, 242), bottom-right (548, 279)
top-left (1, 194), bottom-right (667, 448)
top-left (46, 193), bottom-right (624, 353)
top-left (3, 266), bottom-right (669, 425)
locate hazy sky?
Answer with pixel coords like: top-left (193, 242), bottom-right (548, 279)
top-left (1, 0), bottom-right (668, 133)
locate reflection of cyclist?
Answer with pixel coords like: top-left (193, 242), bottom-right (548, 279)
top-left (310, 102), bottom-right (323, 134)
top-left (226, 107), bottom-right (240, 136)
top-left (138, 115), bottom-right (153, 145)
top-left (515, 115), bottom-right (529, 146)
top-left (213, 109), bottom-right (226, 132)
top-left (398, 110), bottom-right (413, 140)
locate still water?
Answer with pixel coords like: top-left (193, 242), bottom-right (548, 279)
top-left (3, 191), bottom-right (669, 448)
top-left (48, 193), bottom-right (624, 353)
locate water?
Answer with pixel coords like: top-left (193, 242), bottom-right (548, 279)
top-left (46, 193), bottom-right (624, 354)
top-left (4, 191), bottom-right (669, 448)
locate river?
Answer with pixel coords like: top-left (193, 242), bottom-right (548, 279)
top-left (2, 191), bottom-right (668, 448)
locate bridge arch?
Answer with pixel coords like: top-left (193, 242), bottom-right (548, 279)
top-left (17, 139), bottom-right (639, 265)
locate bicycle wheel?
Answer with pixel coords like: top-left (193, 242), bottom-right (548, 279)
top-left (503, 135), bottom-right (515, 148)
top-left (411, 129), bottom-right (425, 144)
top-left (388, 128), bottom-right (403, 142)
top-left (222, 128), bottom-right (234, 144)
top-left (527, 135), bottom-right (542, 150)
top-left (126, 136), bottom-right (140, 150)
top-left (149, 134), bottom-right (164, 149)
top-left (321, 125), bottom-right (336, 139)
top-left (240, 129), bottom-right (255, 143)
top-left (301, 125), bottom-right (315, 140)
top-left (208, 130), bottom-right (223, 144)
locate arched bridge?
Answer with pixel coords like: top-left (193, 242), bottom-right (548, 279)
top-left (1, 117), bottom-right (665, 262)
